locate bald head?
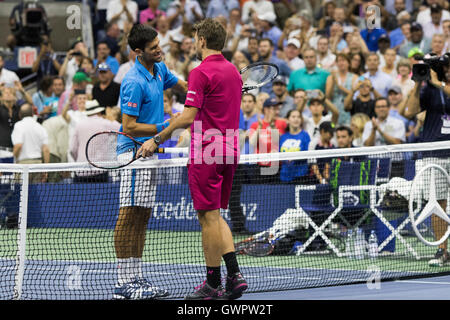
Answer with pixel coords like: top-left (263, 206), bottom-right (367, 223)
top-left (19, 103), bottom-right (33, 119)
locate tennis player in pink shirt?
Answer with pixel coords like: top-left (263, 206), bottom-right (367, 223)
top-left (137, 18), bottom-right (247, 300)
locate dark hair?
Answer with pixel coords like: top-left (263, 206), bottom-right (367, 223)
top-left (96, 40), bottom-right (109, 48)
top-left (375, 97), bottom-right (390, 107)
top-left (39, 76), bottom-right (54, 92)
top-left (336, 125), bottom-right (353, 136)
top-left (52, 76), bottom-right (65, 85)
top-left (242, 92), bottom-right (256, 102)
top-left (193, 18), bottom-right (227, 51)
top-left (285, 109), bottom-right (303, 132)
top-left (258, 38), bottom-right (273, 47)
top-left (128, 24), bottom-right (159, 51)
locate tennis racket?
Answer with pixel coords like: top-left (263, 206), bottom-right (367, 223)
top-left (235, 237), bottom-right (275, 257)
top-left (85, 131), bottom-right (187, 170)
top-left (240, 62), bottom-right (279, 93)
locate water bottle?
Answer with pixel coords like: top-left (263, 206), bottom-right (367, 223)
top-left (354, 228), bottom-right (366, 260)
top-left (368, 230), bottom-right (378, 259)
top-left (345, 229), bottom-right (355, 259)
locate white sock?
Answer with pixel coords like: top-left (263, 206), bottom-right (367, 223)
top-left (132, 257), bottom-right (143, 279)
top-left (117, 258), bottom-right (133, 286)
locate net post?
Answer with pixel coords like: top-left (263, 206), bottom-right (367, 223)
top-left (13, 165), bottom-right (29, 300)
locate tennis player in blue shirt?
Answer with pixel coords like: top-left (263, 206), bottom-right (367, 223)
top-left (113, 24), bottom-right (187, 300)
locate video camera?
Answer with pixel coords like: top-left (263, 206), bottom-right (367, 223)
top-left (412, 53), bottom-right (450, 82)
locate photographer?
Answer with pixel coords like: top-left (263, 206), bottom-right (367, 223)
top-left (404, 54), bottom-right (450, 268)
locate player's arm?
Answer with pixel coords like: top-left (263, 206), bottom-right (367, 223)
top-left (122, 113), bottom-right (159, 137)
top-left (137, 106), bottom-right (198, 157)
top-left (172, 78), bottom-right (188, 92)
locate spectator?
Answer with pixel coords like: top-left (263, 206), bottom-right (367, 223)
top-left (423, 3), bottom-right (445, 35)
top-left (31, 38), bottom-right (62, 86)
top-left (399, 22), bottom-right (432, 58)
top-left (92, 63), bottom-right (121, 108)
top-left (62, 91), bottom-right (88, 162)
top-left (166, 0), bottom-right (204, 29)
top-left (240, 36), bottom-right (260, 64)
top-left (114, 48), bottom-right (137, 85)
top-left (58, 72), bottom-right (92, 115)
top-left (257, 38), bottom-right (291, 94)
top-left (275, 15), bottom-right (302, 53)
top-left (329, 21), bottom-right (348, 53)
top-left (310, 121), bottom-right (336, 184)
top-left (32, 76), bottom-right (58, 122)
top-left (106, 0), bottom-right (138, 32)
top-left (430, 33), bottom-right (446, 56)
top-left (0, 87), bottom-right (20, 163)
top-left (362, 97), bottom-right (405, 147)
top-left (52, 76), bottom-right (66, 101)
top-left (256, 12), bottom-right (283, 54)
top-left (94, 41), bottom-right (120, 75)
top-left (0, 54), bottom-right (20, 88)
top-left (279, 109), bottom-right (311, 184)
top-left (241, 0), bottom-right (275, 24)
top-left (206, 0), bottom-right (239, 18)
top-left (390, 16), bottom-right (411, 50)
top-left (140, 0), bottom-right (166, 28)
top-left (350, 112), bottom-right (370, 147)
top-left (318, 0), bottom-right (336, 32)
top-left (359, 16), bottom-right (388, 52)
top-left (336, 125), bottom-right (353, 149)
top-left (385, 0), bottom-right (407, 31)
top-left (344, 78), bottom-right (378, 119)
top-left (387, 85), bottom-right (414, 135)
top-left (249, 97), bottom-right (287, 181)
top-left (280, 38), bottom-right (304, 71)
top-left (444, 19), bottom-right (450, 52)
top-left (11, 103), bottom-right (50, 183)
top-left (157, 16), bottom-right (172, 54)
top-left (316, 36), bottom-right (336, 70)
top-left (239, 93), bottom-right (260, 155)
top-left (381, 48), bottom-right (399, 79)
top-left (102, 22), bottom-right (122, 59)
top-left (348, 52), bottom-right (366, 76)
top-left (304, 92), bottom-right (339, 144)
top-left (385, 0), bottom-right (414, 16)
top-left (292, 88), bottom-right (311, 118)
top-left (362, 52), bottom-right (393, 97)
top-left (378, 35), bottom-right (400, 69)
top-left (325, 53), bottom-right (358, 126)
top-left (42, 114), bottom-right (69, 182)
top-left (59, 39), bottom-right (89, 90)
top-left (272, 76), bottom-right (295, 118)
top-left (70, 100), bottom-right (120, 182)
top-left (287, 48), bottom-right (330, 94)
top-left (163, 88), bottom-right (184, 114)
top-left (416, 0), bottom-right (450, 28)
top-left (392, 58), bottom-right (414, 97)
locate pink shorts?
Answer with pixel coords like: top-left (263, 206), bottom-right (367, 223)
top-left (187, 162), bottom-right (238, 211)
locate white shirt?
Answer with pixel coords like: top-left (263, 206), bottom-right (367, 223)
top-left (423, 21), bottom-right (443, 36)
top-left (303, 114), bottom-right (333, 149)
top-left (317, 52), bottom-right (336, 71)
top-left (158, 31), bottom-right (172, 54)
top-left (287, 57), bottom-right (305, 71)
top-left (166, 0), bottom-right (203, 29)
top-left (67, 110), bottom-right (87, 162)
top-left (97, 0), bottom-right (110, 10)
top-left (0, 68), bottom-right (20, 87)
top-left (416, 8), bottom-right (450, 27)
top-left (241, 0), bottom-right (275, 23)
top-left (64, 58), bottom-right (80, 90)
top-left (114, 60), bottom-right (134, 84)
top-left (11, 117), bottom-right (49, 162)
top-left (106, 0), bottom-right (138, 30)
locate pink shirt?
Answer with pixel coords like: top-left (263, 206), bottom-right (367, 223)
top-left (185, 54), bottom-right (242, 164)
top-left (139, 8), bottom-right (166, 25)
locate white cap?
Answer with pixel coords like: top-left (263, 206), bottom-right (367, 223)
top-left (287, 38), bottom-right (301, 49)
top-left (83, 100), bottom-right (105, 116)
top-left (257, 12), bottom-right (277, 24)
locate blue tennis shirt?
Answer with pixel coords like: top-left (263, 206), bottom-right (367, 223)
top-left (118, 57), bottom-right (178, 154)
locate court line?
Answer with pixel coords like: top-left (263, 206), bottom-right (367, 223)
top-left (395, 279), bottom-right (450, 285)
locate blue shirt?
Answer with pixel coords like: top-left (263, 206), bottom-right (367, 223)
top-left (239, 110), bottom-right (259, 154)
top-left (362, 71), bottom-right (393, 97)
top-left (262, 26), bottom-right (283, 53)
top-left (389, 28), bottom-right (404, 49)
top-left (93, 55), bottom-right (120, 75)
top-left (360, 28), bottom-right (387, 52)
top-left (279, 131), bottom-right (310, 182)
top-left (118, 57), bottom-right (178, 154)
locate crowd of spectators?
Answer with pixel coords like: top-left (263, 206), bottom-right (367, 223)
top-left (0, 0), bottom-right (448, 185)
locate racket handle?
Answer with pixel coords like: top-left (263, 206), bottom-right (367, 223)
top-left (155, 147), bottom-right (188, 154)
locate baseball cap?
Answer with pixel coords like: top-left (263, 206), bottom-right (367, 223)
top-left (97, 63), bottom-right (111, 72)
top-left (272, 75), bottom-right (287, 86)
top-left (430, 3), bottom-right (443, 13)
top-left (287, 38), bottom-right (301, 49)
top-left (410, 22), bottom-right (423, 32)
top-left (378, 34), bottom-right (390, 43)
top-left (263, 96), bottom-right (282, 108)
top-left (388, 85), bottom-right (402, 94)
top-left (408, 47), bottom-right (424, 59)
top-left (72, 71), bottom-right (91, 84)
top-left (319, 121), bottom-right (335, 134)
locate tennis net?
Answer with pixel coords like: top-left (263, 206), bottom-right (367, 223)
top-left (0, 141), bottom-right (449, 299)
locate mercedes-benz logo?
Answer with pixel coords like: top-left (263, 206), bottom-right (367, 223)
top-left (409, 164), bottom-right (450, 246)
